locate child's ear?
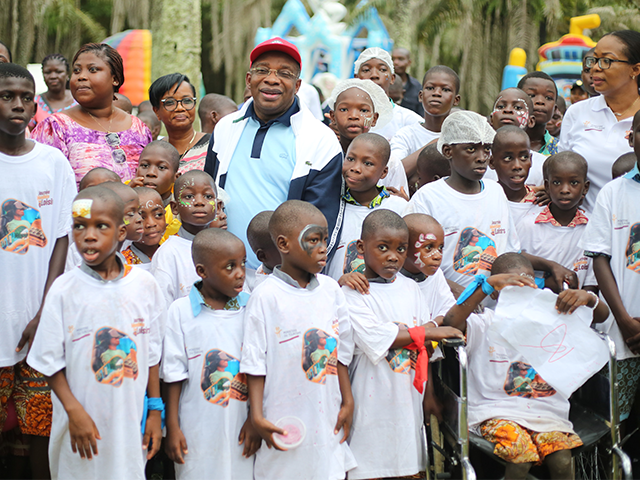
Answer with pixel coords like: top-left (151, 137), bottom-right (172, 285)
top-left (379, 165), bottom-right (389, 180)
top-left (489, 154), bottom-right (496, 170)
top-left (117, 223), bottom-right (127, 243)
top-left (174, 171), bottom-right (181, 182)
top-left (418, 90), bottom-right (423, 102)
top-left (256, 248), bottom-right (267, 264)
top-left (629, 130), bottom-right (634, 148)
top-left (195, 263), bottom-right (207, 279)
top-left (582, 179), bottom-right (590, 199)
top-left (453, 94), bottom-right (461, 107)
top-left (329, 109), bottom-right (336, 124)
top-left (526, 114), bottom-right (536, 129)
top-left (356, 239), bottom-right (365, 255)
top-left (441, 144), bottom-right (453, 159)
top-left (433, 174), bottom-right (441, 181)
top-left (370, 112), bottom-right (379, 128)
top-left (170, 200), bottom-right (178, 216)
top-left (544, 178), bottom-right (550, 191)
top-left (276, 234), bottom-right (290, 254)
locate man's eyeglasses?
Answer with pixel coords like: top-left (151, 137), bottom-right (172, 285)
top-left (584, 56), bottom-right (633, 71)
top-left (161, 97), bottom-right (197, 111)
top-left (249, 67), bottom-right (298, 81)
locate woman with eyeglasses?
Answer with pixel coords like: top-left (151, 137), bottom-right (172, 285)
top-left (558, 30), bottom-right (640, 211)
top-left (32, 43), bottom-right (152, 187)
top-left (148, 73), bottom-right (210, 174)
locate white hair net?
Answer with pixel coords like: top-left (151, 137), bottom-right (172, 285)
top-left (327, 79), bottom-right (393, 129)
top-left (436, 110), bottom-right (496, 154)
top-left (354, 47), bottom-right (394, 76)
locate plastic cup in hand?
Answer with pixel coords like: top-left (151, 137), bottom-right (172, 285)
top-left (273, 416), bottom-right (306, 450)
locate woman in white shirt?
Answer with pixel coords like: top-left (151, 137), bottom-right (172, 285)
top-left (559, 30), bottom-right (640, 211)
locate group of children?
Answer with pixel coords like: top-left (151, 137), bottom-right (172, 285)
top-left (1, 42), bottom-right (639, 480)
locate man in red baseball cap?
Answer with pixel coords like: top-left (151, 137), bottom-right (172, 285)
top-left (250, 37), bottom-right (302, 67)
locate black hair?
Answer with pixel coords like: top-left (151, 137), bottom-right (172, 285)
top-left (633, 110), bottom-right (640, 130)
top-left (247, 210), bottom-right (275, 254)
top-left (174, 170), bottom-right (217, 197)
top-left (604, 30), bottom-right (640, 88)
top-left (79, 167), bottom-right (121, 191)
top-left (423, 65), bottom-right (461, 94)
top-left (133, 186), bottom-right (163, 202)
top-left (493, 125), bottom-right (530, 150)
top-left (495, 87), bottom-right (534, 113)
top-left (403, 213), bottom-right (442, 237)
top-left (140, 140), bottom-right (180, 173)
top-left (350, 132), bottom-right (391, 165)
top-left (148, 73), bottom-right (196, 109)
top-left (417, 144), bottom-right (450, 178)
top-left (0, 63), bottom-right (35, 87)
top-left (269, 200), bottom-right (324, 241)
top-left (543, 151), bottom-right (588, 181)
top-left (74, 186), bottom-right (126, 226)
top-left (0, 40), bottom-right (12, 62)
top-left (555, 95), bottom-right (567, 114)
top-left (517, 71), bottom-right (557, 98)
top-left (361, 209), bottom-right (408, 241)
top-left (42, 53), bottom-right (69, 73)
top-left (72, 43), bottom-right (124, 93)
top-left (192, 227), bottom-right (244, 266)
top-left (198, 93), bottom-right (237, 122)
top-left (612, 152), bottom-right (637, 179)
top-left (136, 110), bottom-right (161, 129)
top-left (491, 252), bottom-right (533, 275)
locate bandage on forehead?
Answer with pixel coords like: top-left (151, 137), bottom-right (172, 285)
top-left (327, 79), bottom-right (393, 129)
top-left (436, 110), bottom-right (496, 154)
top-left (354, 47), bottom-right (394, 76)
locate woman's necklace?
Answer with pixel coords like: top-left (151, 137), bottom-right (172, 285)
top-left (179, 130), bottom-right (198, 160)
top-left (611, 96), bottom-right (640, 118)
top-left (87, 108), bottom-right (115, 132)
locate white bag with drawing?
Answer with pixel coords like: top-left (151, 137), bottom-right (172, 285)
top-left (489, 286), bottom-right (609, 399)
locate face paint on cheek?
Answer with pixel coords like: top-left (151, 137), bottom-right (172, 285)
top-left (414, 252), bottom-right (426, 268)
top-left (298, 224), bottom-right (328, 256)
top-left (123, 215), bottom-right (130, 226)
top-left (491, 96), bottom-right (503, 117)
top-left (363, 115), bottom-right (373, 129)
top-left (414, 233), bottom-right (437, 249)
top-left (72, 199), bottom-right (92, 218)
top-left (516, 101), bottom-right (530, 129)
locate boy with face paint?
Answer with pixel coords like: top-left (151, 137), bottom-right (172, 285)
top-left (27, 186), bottom-right (165, 480)
top-left (151, 170), bottom-right (220, 307)
top-left (327, 133), bottom-right (408, 285)
top-left (341, 209), bottom-right (463, 479)
top-left (241, 200), bottom-right (357, 480)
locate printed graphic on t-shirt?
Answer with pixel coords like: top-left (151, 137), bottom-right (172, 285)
top-left (92, 327), bottom-right (138, 387)
top-left (503, 361), bottom-right (556, 398)
top-left (343, 240), bottom-right (364, 274)
top-left (453, 227), bottom-right (497, 276)
top-left (0, 199), bottom-right (47, 255)
top-left (386, 323), bottom-right (417, 374)
top-left (626, 223), bottom-right (640, 273)
top-left (302, 328), bottom-right (338, 384)
top-left (201, 349), bottom-right (248, 407)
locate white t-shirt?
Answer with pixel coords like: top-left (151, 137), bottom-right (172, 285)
top-left (162, 291), bottom-right (253, 480)
top-left (27, 266), bottom-right (164, 480)
top-left (579, 174), bottom-right (640, 360)
top-left (342, 275), bottom-right (428, 479)
top-left (517, 207), bottom-right (595, 288)
top-left (404, 178), bottom-right (521, 287)
top-left (64, 234), bottom-right (83, 272)
top-left (484, 150), bottom-right (546, 187)
top-left (410, 268), bottom-right (456, 320)
top-left (371, 103), bottom-right (422, 141)
top-left (389, 122), bottom-right (440, 162)
top-left (326, 195), bottom-right (408, 281)
top-left (150, 235), bottom-right (198, 307)
top-left (0, 142), bottom-right (76, 367)
top-left (509, 200), bottom-right (544, 237)
top-left (559, 95), bottom-right (634, 211)
top-left (240, 273), bottom-right (356, 480)
top-left (466, 309), bottom-right (573, 433)
top-left (378, 157), bottom-right (409, 192)
top-left (243, 264), bottom-right (272, 293)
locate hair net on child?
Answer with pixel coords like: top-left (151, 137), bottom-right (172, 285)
top-left (354, 47), bottom-right (394, 76)
top-left (327, 79), bottom-right (393, 129)
top-left (436, 110), bottom-right (496, 154)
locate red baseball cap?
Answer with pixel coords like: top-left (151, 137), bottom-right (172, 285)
top-left (250, 37), bottom-right (302, 67)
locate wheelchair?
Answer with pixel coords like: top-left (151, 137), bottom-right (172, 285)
top-left (424, 334), bottom-right (632, 480)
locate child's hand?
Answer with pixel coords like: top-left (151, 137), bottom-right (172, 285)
top-left (334, 396), bottom-right (354, 444)
top-left (555, 289), bottom-right (596, 315)
top-left (423, 390), bottom-right (442, 425)
top-left (67, 405), bottom-right (101, 460)
top-left (386, 186), bottom-right (410, 201)
top-left (546, 262), bottom-right (579, 292)
top-left (239, 417), bottom-right (262, 458)
top-left (533, 186), bottom-right (550, 206)
top-left (15, 312), bottom-right (41, 354)
top-left (165, 424), bottom-right (188, 464)
top-left (423, 326), bottom-right (464, 343)
top-left (338, 272), bottom-right (370, 294)
top-left (129, 176), bottom-right (145, 188)
top-left (251, 416), bottom-right (287, 451)
top-left (143, 410), bottom-right (162, 460)
top-left (487, 273), bottom-right (537, 291)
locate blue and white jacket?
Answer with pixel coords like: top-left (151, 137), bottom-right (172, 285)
top-left (204, 98), bottom-right (345, 258)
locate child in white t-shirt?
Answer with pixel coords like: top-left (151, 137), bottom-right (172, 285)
top-left (327, 133), bottom-right (407, 281)
top-left (244, 210), bottom-right (279, 292)
top-left (27, 186), bottom-right (165, 480)
top-left (412, 143), bottom-right (450, 196)
top-left (162, 228), bottom-right (257, 479)
top-left (102, 181), bottom-right (143, 246)
top-left (443, 253), bottom-right (608, 480)
top-left (341, 209), bottom-right (463, 479)
top-left (122, 187), bottom-right (167, 270)
top-left (518, 152), bottom-right (595, 289)
top-left (241, 200), bottom-right (356, 480)
top-left (0, 64), bottom-right (77, 477)
top-left (151, 170), bottom-right (219, 306)
top-left (405, 110), bottom-right (577, 292)
top-left (579, 110), bottom-right (640, 422)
